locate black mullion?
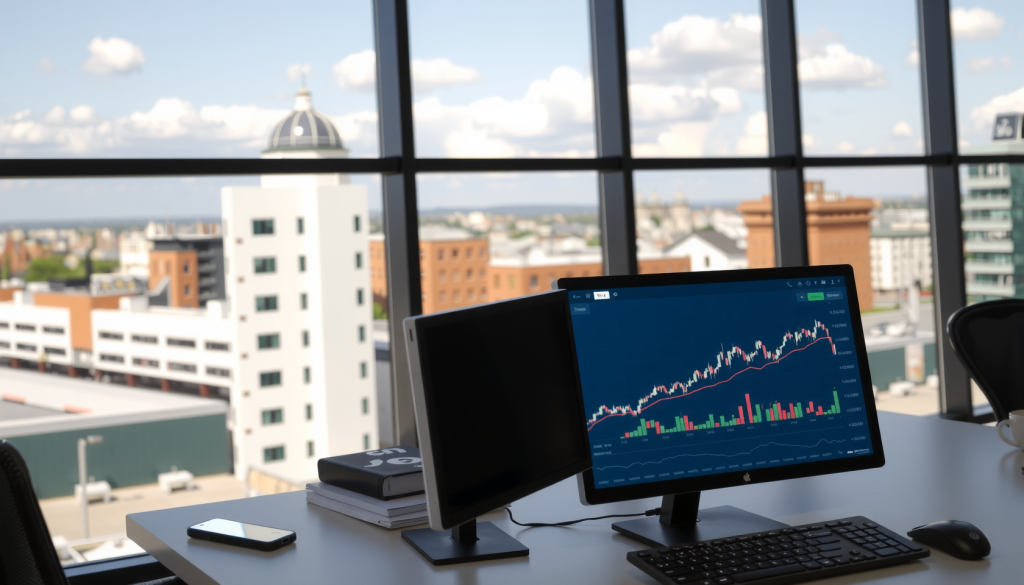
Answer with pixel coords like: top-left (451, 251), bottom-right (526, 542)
top-left (0, 158), bottom-right (398, 179)
top-left (918, 0), bottom-right (971, 420)
top-left (375, 0), bottom-right (421, 447)
top-left (590, 0), bottom-right (638, 276)
top-left (761, 0), bottom-right (808, 268)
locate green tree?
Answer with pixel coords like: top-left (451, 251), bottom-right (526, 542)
top-left (1, 255), bottom-right (9, 281)
top-left (373, 302), bottom-right (388, 320)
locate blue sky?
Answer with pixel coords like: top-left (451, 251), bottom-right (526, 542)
top-left (1, 1), bottom-right (1021, 219)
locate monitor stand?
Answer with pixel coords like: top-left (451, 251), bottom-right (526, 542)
top-left (402, 519), bottom-right (529, 566)
top-left (612, 492), bottom-right (788, 548)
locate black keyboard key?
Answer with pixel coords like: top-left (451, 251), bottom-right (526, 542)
top-left (638, 552), bottom-right (651, 558)
top-left (839, 520), bottom-right (852, 526)
top-left (834, 557), bottom-right (850, 565)
top-left (805, 531), bottom-right (832, 539)
top-left (732, 563), bottom-right (806, 582)
top-left (874, 547), bottom-right (901, 557)
top-left (802, 562), bottom-right (822, 570)
top-left (816, 536), bottom-right (840, 544)
top-left (821, 550), bottom-right (843, 558)
top-left (865, 522), bottom-right (879, 528)
top-left (782, 558), bottom-right (799, 565)
top-left (818, 559), bottom-right (835, 567)
top-left (825, 522), bottom-right (839, 528)
top-left (816, 544), bottom-right (841, 552)
top-left (782, 528), bottom-right (795, 534)
top-left (714, 578), bottom-right (734, 584)
top-left (850, 556), bottom-right (865, 562)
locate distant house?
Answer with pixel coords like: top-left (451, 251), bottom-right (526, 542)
top-left (665, 230), bottom-right (748, 271)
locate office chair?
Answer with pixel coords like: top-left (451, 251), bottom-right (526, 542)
top-left (947, 298), bottom-right (1024, 422)
top-left (0, 439), bottom-right (70, 585)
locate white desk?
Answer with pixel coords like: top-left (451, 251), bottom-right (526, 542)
top-left (128, 413), bottom-right (1024, 584)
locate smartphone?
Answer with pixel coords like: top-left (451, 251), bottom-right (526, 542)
top-left (187, 518), bottom-right (296, 551)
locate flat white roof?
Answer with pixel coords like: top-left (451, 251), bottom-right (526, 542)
top-left (0, 368), bottom-right (226, 438)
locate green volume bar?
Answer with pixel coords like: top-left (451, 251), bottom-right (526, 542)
top-left (833, 390), bottom-right (841, 414)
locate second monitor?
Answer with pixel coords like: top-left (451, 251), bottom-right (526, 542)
top-left (558, 265), bottom-right (885, 547)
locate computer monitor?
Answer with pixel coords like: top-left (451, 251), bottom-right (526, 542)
top-left (402, 290), bottom-right (592, 565)
top-left (558, 265), bottom-right (885, 547)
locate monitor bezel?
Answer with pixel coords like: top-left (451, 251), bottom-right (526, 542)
top-left (405, 290), bottom-right (594, 529)
top-left (558, 265), bottom-right (886, 506)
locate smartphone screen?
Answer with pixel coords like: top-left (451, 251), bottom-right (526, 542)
top-left (191, 519), bottom-right (292, 543)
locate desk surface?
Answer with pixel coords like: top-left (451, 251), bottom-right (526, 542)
top-left (128, 412), bottom-right (1024, 584)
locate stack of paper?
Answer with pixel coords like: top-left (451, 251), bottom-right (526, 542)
top-left (305, 482), bottom-right (427, 529)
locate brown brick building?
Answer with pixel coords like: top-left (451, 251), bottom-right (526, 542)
top-left (369, 227), bottom-right (490, 315)
top-left (1, 236), bottom-right (51, 277)
top-left (738, 181), bottom-right (875, 309)
top-left (149, 249), bottom-right (200, 308)
top-left (370, 230), bottom-right (692, 313)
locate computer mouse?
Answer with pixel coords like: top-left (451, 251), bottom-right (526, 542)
top-left (907, 520), bottom-right (991, 560)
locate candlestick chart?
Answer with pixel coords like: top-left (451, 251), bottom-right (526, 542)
top-left (568, 281), bottom-right (875, 490)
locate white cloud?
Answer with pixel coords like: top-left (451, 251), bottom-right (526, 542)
top-left (951, 8), bottom-right (1004, 41)
top-left (861, 147), bottom-right (879, 155)
top-left (83, 37), bottom-right (145, 75)
top-left (413, 58), bottom-right (481, 92)
top-left (969, 86), bottom-right (1024, 132)
top-left (736, 111), bottom-right (767, 156)
top-left (333, 51), bottom-right (481, 94)
top-left (906, 41), bottom-right (919, 68)
top-left (69, 105), bottom-right (97, 123)
top-left (414, 66), bottom-right (593, 157)
top-left (1001, 56), bottom-right (1012, 68)
top-left (967, 57), bottom-right (996, 73)
top-left (0, 98), bottom-right (378, 156)
top-left (798, 44), bottom-right (887, 90)
top-left (287, 63), bottom-right (312, 84)
top-left (802, 134), bottom-right (817, 149)
top-left (836, 141), bottom-right (855, 153)
top-left (891, 121), bottom-right (913, 138)
top-left (37, 57), bottom-right (55, 74)
top-left (333, 50), bottom-right (376, 91)
top-left (629, 84), bottom-right (741, 123)
top-left (627, 14), bottom-right (763, 84)
top-left (633, 122), bottom-right (713, 157)
top-left (44, 106), bottom-right (65, 124)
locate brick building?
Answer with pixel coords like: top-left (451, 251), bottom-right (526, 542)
top-left (738, 181), bottom-right (874, 309)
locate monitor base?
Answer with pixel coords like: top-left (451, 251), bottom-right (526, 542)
top-left (402, 520), bottom-right (529, 566)
top-left (612, 504), bottom-right (788, 548)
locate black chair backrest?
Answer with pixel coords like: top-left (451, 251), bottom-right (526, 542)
top-left (0, 440), bottom-right (69, 585)
top-left (947, 299), bottom-right (1024, 422)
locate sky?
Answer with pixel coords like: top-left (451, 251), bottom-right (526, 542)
top-left (1, 0), bottom-right (1021, 220)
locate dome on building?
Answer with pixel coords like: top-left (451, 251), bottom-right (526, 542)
top-left (264, 88), bottom-right (346, 153)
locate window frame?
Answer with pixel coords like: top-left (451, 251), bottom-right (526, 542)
top-left (7, 0), bottom-right (1011, 449)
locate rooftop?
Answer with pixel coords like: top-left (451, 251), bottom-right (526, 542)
top-left (0, 368), bottom-right (226, 439)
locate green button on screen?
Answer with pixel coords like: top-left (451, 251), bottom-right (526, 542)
top-left (807, 292), bottom-right (824, 301)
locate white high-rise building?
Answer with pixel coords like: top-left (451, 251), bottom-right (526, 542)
top-left (221, 86), bottom-right (377, 481)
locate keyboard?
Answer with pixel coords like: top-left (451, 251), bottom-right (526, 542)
top-left (627, 516), bottom-right (929, 585)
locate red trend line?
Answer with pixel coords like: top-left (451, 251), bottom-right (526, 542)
top-left (586, 335), bottom-right (834, 431)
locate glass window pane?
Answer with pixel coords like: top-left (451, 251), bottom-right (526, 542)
top-left (951, 2), bottom-right (1023, 152)
top-left (408, 0), bottom-right (594, 157)
top-left (634, 169), bottom-right (772, 270)
top-left (950, 1), bottom-right (1024, 414)
top-left (626, 0), bottom-right (768, 158)
top-left (800, 168), bottom-right (938, 416)
top-left (795, 0), bottom-right (924, 156)
top-left (0, 2), bottom-right (378, 158)
top-left (1, 172), bottom-right (386, 555)
top-left (412, 172), bottom-right (598, 308)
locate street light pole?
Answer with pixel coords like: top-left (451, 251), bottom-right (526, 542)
top-left (77, 435), bottom-right (103, 539)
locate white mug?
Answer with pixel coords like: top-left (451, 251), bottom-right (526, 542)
top-left (996, 410), bottom-right (1024, 450)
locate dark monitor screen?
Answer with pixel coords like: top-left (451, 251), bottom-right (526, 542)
top-left (560, 266), bottom-right (884, 504)
top-left (407, 291), bottom-right (592, 529)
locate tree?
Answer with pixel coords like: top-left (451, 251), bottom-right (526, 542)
top-left (1, 255), bottom-right (9, 281)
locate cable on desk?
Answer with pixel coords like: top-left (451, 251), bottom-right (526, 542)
top-left (503, 506), bottom-right (662, 528)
